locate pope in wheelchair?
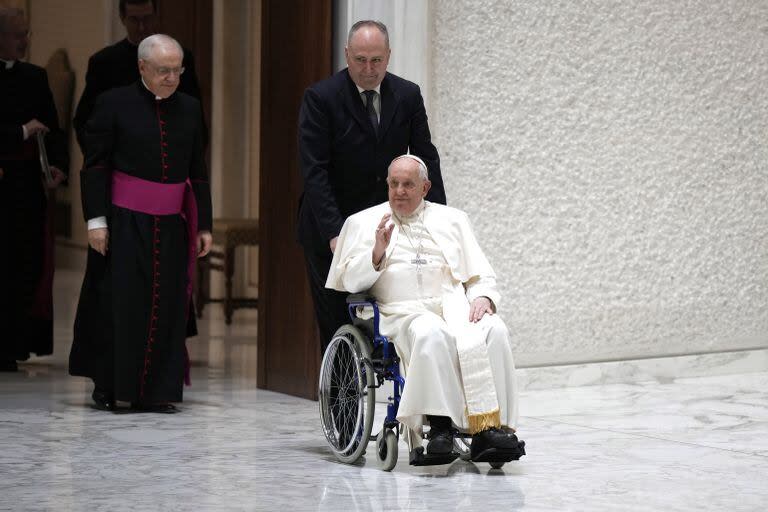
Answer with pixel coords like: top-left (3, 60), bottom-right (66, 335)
top-left (320, 154), bottom-right (526, 470)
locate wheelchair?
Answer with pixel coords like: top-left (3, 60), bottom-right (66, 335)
top-left (318, 294), bottom-right (524, 471)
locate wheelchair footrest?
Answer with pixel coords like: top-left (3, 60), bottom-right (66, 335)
top-left (408, 446), bottom-right (460, 466)
top-left (471, 440), bottom-right (526, 463)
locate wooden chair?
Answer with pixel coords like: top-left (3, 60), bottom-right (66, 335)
top-left (196, 218), bottom-right (259, 324)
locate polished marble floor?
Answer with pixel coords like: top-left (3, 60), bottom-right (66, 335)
top-left (1, 270), bottom-right (767, 511)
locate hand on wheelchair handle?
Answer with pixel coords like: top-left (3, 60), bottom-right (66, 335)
top-left (372, 213), bottom-right (394, 267)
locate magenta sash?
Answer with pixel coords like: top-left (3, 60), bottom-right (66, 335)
top-left (112, 171), bottom-right (186, 214)
top-left (111, 170), bottom-right (198, 385)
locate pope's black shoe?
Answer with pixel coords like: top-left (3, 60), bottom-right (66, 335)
top-left (91, 389), bottom-right (116, 411)
top-left (426, 429), bottom-right (455, 455)
top-left (0, 360), bottom-right (18, 372)
top-left (470, 428), bottom-right (526, 463)
top-left (410, 416), bottom-right (460, 466)
top-left (426, 416), bottom-right (455, 455)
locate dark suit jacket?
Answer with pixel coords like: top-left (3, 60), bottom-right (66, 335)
top-left (297, 68), bottom-right (445, 252)
top-left (72, 38), bottom-right (204, 152)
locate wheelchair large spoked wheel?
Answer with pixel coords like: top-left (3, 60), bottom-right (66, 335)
top-left (319, 325), bottom-right (376, 464)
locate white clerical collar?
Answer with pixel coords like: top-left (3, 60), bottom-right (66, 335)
top-left (0, 59), bottom-right (15, 70)
top-left (356, 84), bottom-right (381, 95)
top-left (141, 77), bottom-right (163, 100)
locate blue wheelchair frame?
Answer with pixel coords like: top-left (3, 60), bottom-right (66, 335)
top-left (346, 295), bottom-right (404, 433)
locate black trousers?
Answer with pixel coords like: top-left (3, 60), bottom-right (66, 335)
top-left (302, 246), bottom-right (350, 354)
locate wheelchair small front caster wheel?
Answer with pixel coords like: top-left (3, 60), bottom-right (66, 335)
top-left (489, 461), bottom-right (505, 470)
top-left (377, 428), bottom-right (398, 471)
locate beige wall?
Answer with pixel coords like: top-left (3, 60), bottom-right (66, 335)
top-left (432, 0), bottom-right (768, 366)
top-left (210, 0), bottom-right (260, 296)
top-left (246, 1), bottom-right (260, 290)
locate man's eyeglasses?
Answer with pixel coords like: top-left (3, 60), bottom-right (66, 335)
top-left (149, 64), bottom-right (185, 77)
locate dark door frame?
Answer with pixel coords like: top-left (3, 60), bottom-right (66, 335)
top-left (257, 0), bottom-right (332, 399)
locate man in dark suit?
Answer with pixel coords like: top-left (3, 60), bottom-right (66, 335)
top-left (298, 20), bottom-right (446, 352)
top-left (0, 7), bottom-right (68, 371)
top-left (72, 0), bottom-right (204, 153)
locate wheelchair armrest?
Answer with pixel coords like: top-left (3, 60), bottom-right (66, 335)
top-left (345, 294), bottom-right (389, 354)
top-left (346, 293), bottom-right (377, 305)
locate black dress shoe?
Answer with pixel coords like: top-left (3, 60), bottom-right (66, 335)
top-left (426, 415), bottom-right (455, 455)
top-left (427, 430), bottom-right (454, 455)
top-left (91, 389), bottom-right (116, 411)
top-left (0, 360), bottom-right (18, 372)
top-left (470, 428), bottom-right (526, 462)
top-left (131, 402), bottom-right (178, 414)
top-left (426, 427), bottom-right (455, 455)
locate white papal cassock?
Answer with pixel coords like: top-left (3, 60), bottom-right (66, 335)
top-left (326, 200), bottom-right (518, 434)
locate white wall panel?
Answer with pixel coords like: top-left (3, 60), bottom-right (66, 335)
top-left (431, 1), bottom-right (768, 365)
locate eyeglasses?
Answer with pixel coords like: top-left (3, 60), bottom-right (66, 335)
top-left (148, 64), bottom-right (185, 77)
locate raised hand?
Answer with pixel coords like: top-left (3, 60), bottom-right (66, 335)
top-left (372, 212), bottom-right (394, 267)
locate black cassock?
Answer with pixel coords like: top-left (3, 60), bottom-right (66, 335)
top-left (69, 82), bottom-right (212, 404)
top-left (0, 62), bottom-right (68, 361)
top-left (72, 38), bottom-right (205, 153)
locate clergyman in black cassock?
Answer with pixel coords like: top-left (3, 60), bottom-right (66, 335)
top-left (0, 7), bottom-right (68, 372)
top-left (69, 35), bottom-right (212, 411)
